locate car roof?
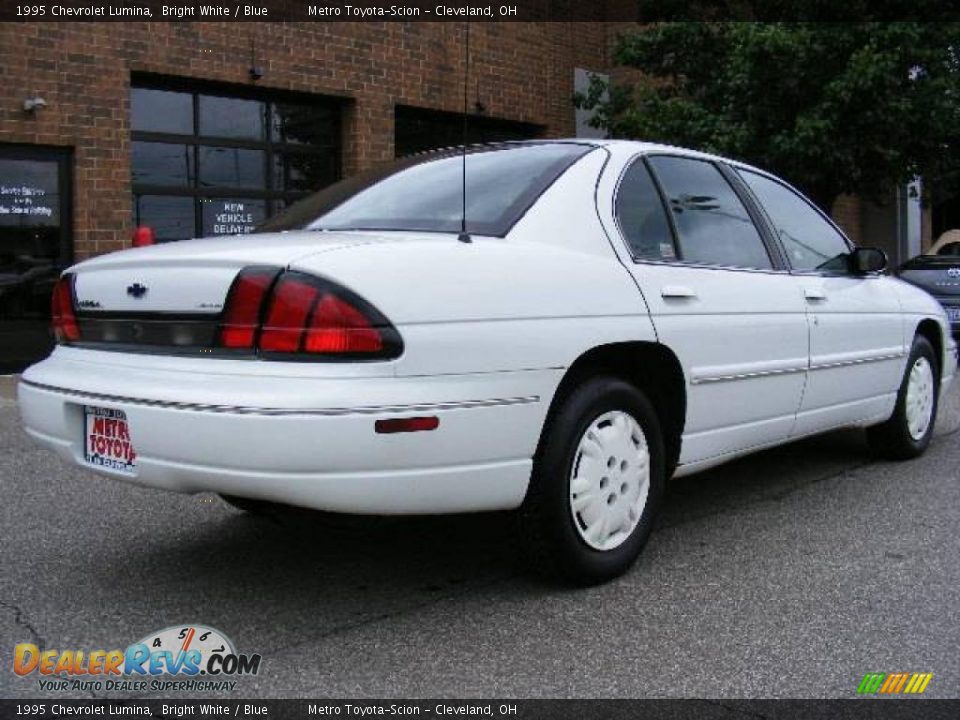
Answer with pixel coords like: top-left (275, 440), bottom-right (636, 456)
top-left (403, 138), bottom-right (765, 175)
top-left (533, 138), bottom-right (768, 175)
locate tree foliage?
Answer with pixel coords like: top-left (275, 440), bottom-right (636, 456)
top-left (578, 23), bottom-right (960, 211)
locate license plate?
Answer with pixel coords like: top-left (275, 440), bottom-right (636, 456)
top-left (83, 406), bottom-right (137, 474)
top-left (946, 307), bottom-right (960, 322)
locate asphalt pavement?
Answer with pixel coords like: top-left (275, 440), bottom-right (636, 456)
top-left (1, 376), bottom-right (958, 699)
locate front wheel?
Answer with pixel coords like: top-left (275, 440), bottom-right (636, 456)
top-left (519, 376), bottom-right (665, 585)
top-left (867, 334), bottom-right (939, 460)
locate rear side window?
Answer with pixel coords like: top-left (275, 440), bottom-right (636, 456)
top-left (737, 169), bottom-right (850, 272)
top-left (615, 159), bottom-right (676, 261)
top-left (648, 156), bottom-right (771, 270)
top-left (938, 243), bottom-right (960, 257)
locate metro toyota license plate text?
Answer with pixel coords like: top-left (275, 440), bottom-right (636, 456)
top-left (946, 306), bottom-right (960, 322)
top-left (84, 406), bottom-right (137, 474)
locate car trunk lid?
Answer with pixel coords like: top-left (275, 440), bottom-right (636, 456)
top-left (70, 230), bottom-right (378, 313)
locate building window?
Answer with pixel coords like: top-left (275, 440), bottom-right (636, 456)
top-left (0, 144), bottom-right (72, 372)
top-left (131, 81), bottom-right (342, 241)
top-left (394, 105), bottom-right (542, 157)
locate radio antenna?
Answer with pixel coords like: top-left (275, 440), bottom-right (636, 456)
top-left (457, 22), bottom-right (472, 244)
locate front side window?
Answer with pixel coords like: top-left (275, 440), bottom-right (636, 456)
top-left (648, 156), bottom-right (771, 270)
top-left (302, 143), bottom-right (592, 236)
top-left (614, 159), bottom-right (676, 261)
top-left (738, 169), bottom-right (850, 272)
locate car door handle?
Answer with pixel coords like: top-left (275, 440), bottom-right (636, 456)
top-left (661, 285), bottom-right (697, 299)
top-left (804, 289), bottom-right (827, 301)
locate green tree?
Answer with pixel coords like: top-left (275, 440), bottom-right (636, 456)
top-left (578, 23), bottom-right (960, 212)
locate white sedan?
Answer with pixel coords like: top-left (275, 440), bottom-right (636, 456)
top-left (19, 140), bottom-right (958, 584)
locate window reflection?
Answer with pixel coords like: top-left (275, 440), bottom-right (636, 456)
top-left (648, 156), bottom-right (771, 270)
top-left (131, 84), bottom-right (342, 239)
top-left (198, 147), bottom-right (265, 189)
top-left (273, 103), bottom-right (337, 146)
top-left (132, 142), bottom-right (194, 187)
top-left (199, 95), bottom-right (266, 140)
top-left (274, 151), bottom-right (338, 193)
top-left (738, 169), bottom-right (850, 272)
top-left (130, 88), bottom-right (193, 134)
top-left (615, 160), bottom-right (676, 261)
top-left (0, 153), bottom-right (68, 372)
top-left (133, 195), bottom-right (195, 242)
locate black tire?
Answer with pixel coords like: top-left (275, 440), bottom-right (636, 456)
top-left (219, 494), bottom-right (278, 515)
top-left (518, 376), bottom-right (666, 585)
top-left (866, 334), bottom-right (939, 460)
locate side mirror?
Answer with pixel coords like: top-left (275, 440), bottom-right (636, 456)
top-left (850, 247), bottom-right (888, 275)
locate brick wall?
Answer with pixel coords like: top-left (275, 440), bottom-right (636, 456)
top-left (0, 22), bottom-right (610, 260)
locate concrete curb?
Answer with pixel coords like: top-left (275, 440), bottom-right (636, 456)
top-left (0, 375), bottom-right (19, 405)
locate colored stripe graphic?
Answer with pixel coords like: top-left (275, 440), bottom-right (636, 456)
top-left (857, 673), bottom-right (886, 694)
top-left (858, 672), bottom-right (932, 695)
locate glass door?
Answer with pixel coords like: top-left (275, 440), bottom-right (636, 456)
top-left (0, 145), bottom-right (72, 373)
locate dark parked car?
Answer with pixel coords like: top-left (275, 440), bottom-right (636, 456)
top-left (897, 252), bottom-right (960, 337)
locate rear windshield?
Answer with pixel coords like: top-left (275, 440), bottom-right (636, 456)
top-left (259, 142), bottom-right (593, 237)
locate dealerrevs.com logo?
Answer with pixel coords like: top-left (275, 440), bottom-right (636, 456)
top-left (13, 625), bottom-right (262, 693)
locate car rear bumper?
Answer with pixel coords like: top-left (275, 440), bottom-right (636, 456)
top-left (18, 348), bottom-right (558, 514)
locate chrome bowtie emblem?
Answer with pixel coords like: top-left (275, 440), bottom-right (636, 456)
top-left (126, 283), bottom-right (148, 298)
top-left (947, 268), bottom-right (960, 278)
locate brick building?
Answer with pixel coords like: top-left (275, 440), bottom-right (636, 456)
top-left (0, 20), bottom-right (934, 372)
top-left (0, 21), bottom-right (613, 370)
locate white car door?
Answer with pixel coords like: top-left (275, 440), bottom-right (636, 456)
top-left (605, 153), bottom-right (810, 467)
top-left (736, 169), bottom-right (905, 435)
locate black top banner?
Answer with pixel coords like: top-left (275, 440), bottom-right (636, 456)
top-left (0, 0), bottom-right (959, 22)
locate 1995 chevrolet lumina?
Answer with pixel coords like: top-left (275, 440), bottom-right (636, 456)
top-left (18, 141), bottom-right (958, 583)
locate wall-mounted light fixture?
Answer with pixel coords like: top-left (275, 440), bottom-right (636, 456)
top-left (23, 97), bottom-right (47, 112)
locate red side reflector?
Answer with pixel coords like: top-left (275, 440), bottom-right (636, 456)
top-left (51, 276), bottom-right (79, 342)
top-left (375, 416), bottom-right (440, 434)
top-left (260, 277), bottom-right (320, 352)
top-left (219, 269), bottom-right (277, 349)
top-left (305, 294), bottom-right (384, 354)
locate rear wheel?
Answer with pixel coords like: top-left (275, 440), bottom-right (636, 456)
top-left (867, 334), bottom-right (939, 460)
top-left (519, 376), bottom-right (665, 585)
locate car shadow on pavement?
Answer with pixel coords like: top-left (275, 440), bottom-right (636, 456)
top-left (89, 427), bottom-right (882, 613)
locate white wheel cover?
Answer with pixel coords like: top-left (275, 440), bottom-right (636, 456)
top-left (905, 356), bottom-right (935, 441)
top-left (569, 410), bottom-right (650, 552)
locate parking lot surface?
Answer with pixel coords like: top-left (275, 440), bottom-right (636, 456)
top-left (1, 378), bottom-right (958, 699)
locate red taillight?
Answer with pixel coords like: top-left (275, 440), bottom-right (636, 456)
top-left (219, 268), bottom-right (279, 349)
top-left (304, 294), bottom-right (383, 354)
top-left (51, 275), bottom-right (80, 343)
top-left (218, 268), bottom-right (401, 360)
top-left (260, 278), bottom-right (319, 353)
